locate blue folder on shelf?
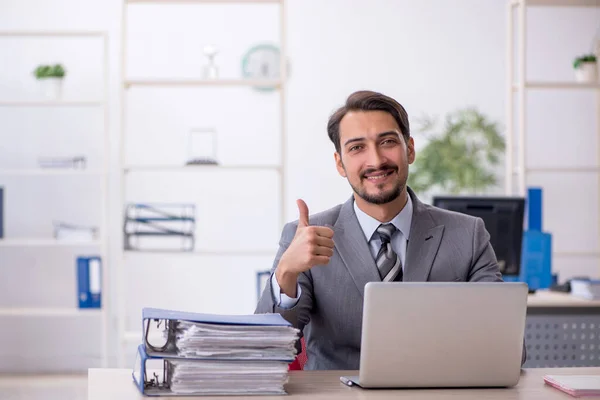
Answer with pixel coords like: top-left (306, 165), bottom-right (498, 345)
top-left (76, 256), bottom-right (102, 308)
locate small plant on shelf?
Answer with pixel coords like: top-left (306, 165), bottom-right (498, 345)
top-left (33, 64), bottom-right (66, 79)
top-left (33, 63), bottom-right (66, 99)
top-left (573, 54), bottom-right (597, 83)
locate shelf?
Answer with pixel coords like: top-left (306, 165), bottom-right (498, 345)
top-left (0, 31), bottom-right (106, 37)
top-left (512, 82), bottom-right (600, 90)
top-left (125, 78), bottom-right (281, 88)
top-left (0, 239), bottom-right (102, 247)
top-left (127, 0), bottom-right (281, 3)
top-left (123, 164), bottom-right (281, 172)
top-left (554, 251), bottom-right (600, 258)
top-left (526, 166), bottom-right (600, 173)
top-left (0, 373), bottom-right (87, 386)
top-left (517, 0), bottom-right (600, 7)
top-left (0, 169), bottom-right (104, 176)
top-left (124, 249), bottom-right (276, 256)
top-left (0, 308), bottom-right (103, 317)
top-left (0, 100), bottom-right (104, 107)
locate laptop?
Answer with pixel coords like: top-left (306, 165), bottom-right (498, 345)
top-left (341, 281), bottom-right (528, 388)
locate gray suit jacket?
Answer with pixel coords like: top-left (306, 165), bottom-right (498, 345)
top-left (256, 187), bottom-right (521, 370)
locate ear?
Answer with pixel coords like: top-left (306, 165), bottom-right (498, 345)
top-left (334, 151), bottom-right (347, 177)
top-left (406, 136), bottom-right (416, 165)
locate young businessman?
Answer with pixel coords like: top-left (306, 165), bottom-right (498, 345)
top-left (255, 90), bottom-right (520, 370)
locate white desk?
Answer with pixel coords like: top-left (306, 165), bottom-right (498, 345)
top-left (527, 291), bottom-right (600, 308)
top-left (88, 367), bottom-right (600, 399)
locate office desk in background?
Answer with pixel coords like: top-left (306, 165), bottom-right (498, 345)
top-left (525, 291), bottom-right (600, 368)
top-left (88, 367), bottom-right (600, 400)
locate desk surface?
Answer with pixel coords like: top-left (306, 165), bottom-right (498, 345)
top-left (88, 367), bottom-right (600, 399)
top-left (527, 290), bottom-right (600, 307)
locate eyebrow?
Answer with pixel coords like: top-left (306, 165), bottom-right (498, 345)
top-left (343, 131), bottom-right (401, 147)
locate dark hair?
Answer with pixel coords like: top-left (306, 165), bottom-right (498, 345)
top-left (327, 90), bottom-right (410, 153)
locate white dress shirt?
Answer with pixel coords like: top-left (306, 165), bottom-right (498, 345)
top-left (271, 196), bottom-right (413, 309)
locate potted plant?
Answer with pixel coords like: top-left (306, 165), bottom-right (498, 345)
top-left (33, 63), bottom-right (66, 99)
top-left (573, 54), bottom-right (597, 83)
top-left (408, 108), bottom-right (505, 197)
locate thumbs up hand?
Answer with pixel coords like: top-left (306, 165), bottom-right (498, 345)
top-left (275, 199), bottom-right (335, 297)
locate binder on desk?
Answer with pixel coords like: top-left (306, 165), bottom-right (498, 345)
top-left (141, 307), bottom-right (299, 360)
top-left (132, 344), bottom-right (291, 396)
top-left (134, 308), bottom-right (300, 396)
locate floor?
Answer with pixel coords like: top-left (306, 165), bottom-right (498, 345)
top-left (0, 374), bottom-right (87, 400)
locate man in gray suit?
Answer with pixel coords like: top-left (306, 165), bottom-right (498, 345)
top-left (256, 90), bottom-right (520, 370)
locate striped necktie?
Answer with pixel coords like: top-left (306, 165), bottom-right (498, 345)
top-left (375, 223), bottom-right (403, 282)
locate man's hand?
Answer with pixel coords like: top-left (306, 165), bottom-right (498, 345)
top-left (275, 199), bottom-right (335, 297)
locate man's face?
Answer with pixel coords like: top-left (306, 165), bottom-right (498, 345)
top-left (334, 110), bottom-right (415, 205)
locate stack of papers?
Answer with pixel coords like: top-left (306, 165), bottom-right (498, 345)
top-left (169, 360), bottom-right (291, 395)
top-left (166, 319), bottom-right (299, 395)
top-left (133, 308), bottom-right (300, 396)
top-left (174, 320), bottom-right (299, 360)
top-left (53, 221), bottom-right (98, 242)
top-left (571, 279), bottom-right (600, 300)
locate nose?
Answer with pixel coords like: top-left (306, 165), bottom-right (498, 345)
top-left (366, 146), bottom-right (387, 169)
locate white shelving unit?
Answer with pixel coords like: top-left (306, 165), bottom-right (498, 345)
top-left (124, 78), bottom-right (281, 88)
top-left (123, 164), bottom-right (281, 172)
top-left (0, 239), bottom-right (104, 247)
top-left (0, 101), bottom-right (104, 107)
top-left (0, 31), bottom-right (110, 370)
top-left (118, 0), bottom-right (287, 366)
top-left (0, 308), bottom-right (104, 317)
top-left (506, 0), bottom-right (600, 274)
top-left (0, 169), bottom-right (105, 176)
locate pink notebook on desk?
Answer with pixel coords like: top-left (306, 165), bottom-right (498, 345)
top-left (544, 375), bottom-right (600, 397)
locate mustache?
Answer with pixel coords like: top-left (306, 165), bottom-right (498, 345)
top-left (361, 164), bottom-right (398, 179)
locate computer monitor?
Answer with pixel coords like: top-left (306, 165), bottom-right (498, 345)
top-left (432, 196), bottom-right (525, 277)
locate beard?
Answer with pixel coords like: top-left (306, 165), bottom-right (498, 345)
top-left (348, 163), bottom-right (406, 205)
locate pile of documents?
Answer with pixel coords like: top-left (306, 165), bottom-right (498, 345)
top-left (570, 279), bottom-right (600, 300)
top-left (53, 221), bottom-right (98, 242)
top-left (132, 307), bottom-right (300, 396)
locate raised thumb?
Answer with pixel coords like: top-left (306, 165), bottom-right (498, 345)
top-left (296, 199), bottom-right (309, 228)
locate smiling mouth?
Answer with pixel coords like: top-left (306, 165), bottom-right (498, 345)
top-left (364, 170), bottom-right (395, 181)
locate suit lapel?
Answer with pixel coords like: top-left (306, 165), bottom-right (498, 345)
top-left (333, 197), bottom-right (381, 299)
top-left (403, 188), bottom-right (445, 281)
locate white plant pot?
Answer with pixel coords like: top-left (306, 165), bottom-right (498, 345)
top-left (574, 62), bottom-right (598, 83)
top-left (38, 77), bottom-right (64, 99)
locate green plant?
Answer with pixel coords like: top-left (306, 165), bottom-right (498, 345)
top-left (408, 108), bottom-right (505, 195)
top-left (33, 64), bottom-right (66, 79)
top-left (573, 54), bottom-right (597, 69)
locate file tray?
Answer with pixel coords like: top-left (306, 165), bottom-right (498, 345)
top-left (124, 203), bottom-right (195, 252)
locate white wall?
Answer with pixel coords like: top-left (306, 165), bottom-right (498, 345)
top-left (0, 0), bottom-right (598, 372)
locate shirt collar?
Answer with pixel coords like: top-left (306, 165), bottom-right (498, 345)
top-left (353, 195), bottom-right (413, 242)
